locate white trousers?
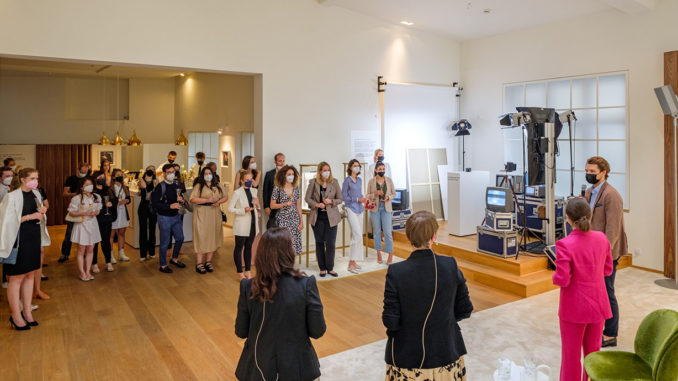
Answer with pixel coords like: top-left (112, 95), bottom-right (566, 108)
top-left (346, 208), bottom-right (364, 261)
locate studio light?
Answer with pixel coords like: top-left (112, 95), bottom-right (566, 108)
top-left (451, 119), bottom-right (472, 170)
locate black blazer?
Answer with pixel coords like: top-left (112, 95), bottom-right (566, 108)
top-left (383, 249), bottom-right (473, 369)
top-left (262, 169), bottom-right (276, 210)
top-left (235, 274), bottom-right (326, 381)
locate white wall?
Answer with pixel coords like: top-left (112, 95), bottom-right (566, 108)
top-left (0, 74), bottom-right (175, 144)
top-left (0, 0), bottom-right (461, 182)
top-left (461, 0), bottom-right (678, 271)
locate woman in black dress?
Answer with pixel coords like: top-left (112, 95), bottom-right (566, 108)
top-left (0, 168), bottom-right (47, 330)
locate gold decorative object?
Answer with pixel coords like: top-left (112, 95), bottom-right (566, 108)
top-left (175, 129), bottom-right (189, 146)
top-left (113, 131), bottom-right (126, 146)
top-left (98, 131), bottom-right (111, 145)
top-left (128, 130), bottom-right (142, 146)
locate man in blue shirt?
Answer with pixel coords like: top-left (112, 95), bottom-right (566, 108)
top-left (151, 164), bottom-right (187, 273)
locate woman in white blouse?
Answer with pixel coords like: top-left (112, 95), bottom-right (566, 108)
top-left (67, 177), bottom-right (102, 281)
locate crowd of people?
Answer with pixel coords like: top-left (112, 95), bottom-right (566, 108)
top-left (0, 152), bottom-right (625, 380)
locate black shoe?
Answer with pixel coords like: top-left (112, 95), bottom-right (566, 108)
top-left (205, 262), bottom-right (214, 273)
top-left (602, 337), bottom-right (617, 347)
top-left (328, 271), bottom-right (339, 277)
top-left (159, 266), bottom-right (173, 274)
top-left (42, 263), bottom-right (48, 267)
top-left (41, 275), bottom-right (48, 281)
top-left (57, 255), bottom-right (69, 263)
top-left (21, 312), bottom-right (38, 327)
top-left (9, 316), bottom-right (30, 331)
top-left (319, 272), bottom-right (327, 277)
top-left (196, 264), bottom-right (207, 274)
top-left (169, 260), bottom-right (186, 268)
top-left (367, 233), bottom-right (374, 239)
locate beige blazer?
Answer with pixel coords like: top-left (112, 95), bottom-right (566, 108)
top-left (0, 189), bottom-right (51, 258)
top-left (585, 181), bottom-right (628, 260)
top-left (367, 177), bottom-right (397, 213)
top-left (228, 187), bottom-right (260, 237)
top-left (305, 179), bottom-right (343, 227)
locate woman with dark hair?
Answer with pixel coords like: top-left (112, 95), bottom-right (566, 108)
top-left (100, 159), bottom-right (112, 186)
top-left (234, 155), bottom-right (261, 190)
top-left (0, 168), bottom-right (50, 330)
top-left (137, 165), bottom-right (157, 261)
top-left (67, 177), bottom-right (102, 281)
top-left (92, 170), bottom-right (116, 273)
top-left (190, 166), bottom-right (228, 274)
top-left (553, 197), bottom-right (613, 381)
top-left (342, 159), bottom-right (367, 273)
top-left (110, 168), bottom-right (131, 262)
top-left (235, 228), bottom-right (325, 381)
top-left (367, 161), bottom-right (396, 265)
top-left (270, 165), bottom-right (303, 255)
top-left (228, 170), bottom-right (260, 280)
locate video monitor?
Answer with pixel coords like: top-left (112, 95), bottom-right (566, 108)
top-left (486, 187), bottom-right (514, 213)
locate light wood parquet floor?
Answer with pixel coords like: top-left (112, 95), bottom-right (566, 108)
top-left (0, 225), bottom-right (520, 380)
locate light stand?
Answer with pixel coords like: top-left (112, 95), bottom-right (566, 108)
top-left (452, 120), bottom-right (472, 171)
top-left (654, 85), bottom-right (678, 289)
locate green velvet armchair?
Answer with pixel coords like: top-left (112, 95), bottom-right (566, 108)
top-left (584, 309), bottom-right (678, 381)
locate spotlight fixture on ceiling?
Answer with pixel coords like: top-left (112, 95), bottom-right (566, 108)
top-left (400, 20), bottom-right (414, 26)
top-left (179, 73), bottom-right (185, 77)
top-left (483, 8), bottom-right (491, 14)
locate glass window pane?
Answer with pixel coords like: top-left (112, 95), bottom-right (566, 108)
top-left (431, 185), bottom-right (443, 219)
top-left (598, 141), bottom-right (626, 175)
top-left (408, 149), bottom-right (429, 184)
top-left (555, 170), bottom-right (572, 197)
top-left (428, 148), bottom-right (448, 183)
top-left (504, 85), bottom-right (524, 113)
top-left (598, 108), bottom-right (626, 140)
top-left (547, 80), bottom-right (570, 109)
top-left (525, 83), bottom-right (546, 107)
top-left (557, 111), bottom-right (570, 140)
top-left (599, 74), bottom-right (626, 107)
top-left (573, 109), bottom-right (596, 140)
top-left (556, 140), bottom-right (572, 170)
top-left (607, 174), bottom-right (626, 206)
top-left (572, 77), bottom-right (596, 108)
top-left (574, 141), bottom-right (596, 168)
top-left (504, 139), bottom-right (525, 173)
top-left (411, 185), bottom-right (432, 213)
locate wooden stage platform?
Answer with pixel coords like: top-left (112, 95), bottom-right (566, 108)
top-left (370, 221), bottom-right (632, 298)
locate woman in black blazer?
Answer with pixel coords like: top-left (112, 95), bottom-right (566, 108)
top-left (382, 211), bottom-right (473, 380)
top-left (235, 228), bottom-right (326, 381)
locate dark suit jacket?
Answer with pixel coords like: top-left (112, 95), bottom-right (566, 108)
top-left (263, 169), bottom-right (277, 226)
top-left (235, 274), bottom-right (326, 381)
top-left (585, 182), bottom-right (627, 260)
top-left (383, 249), bottom-right (473, 369)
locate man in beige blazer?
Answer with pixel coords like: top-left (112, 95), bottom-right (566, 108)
top-left (584, 156), bottom-right (627, 348)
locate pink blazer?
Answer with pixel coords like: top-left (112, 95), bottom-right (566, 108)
top-left (552, 229), bottom-right (614, 324)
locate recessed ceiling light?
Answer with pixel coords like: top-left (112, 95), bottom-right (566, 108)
top-left (179, 73), bottom-right (185, 77)
top-left (400, 20), bottom-right (414, 26)
top-left (483, 8), bottom-right (491, 14)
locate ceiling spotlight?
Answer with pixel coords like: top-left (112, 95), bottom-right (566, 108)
top-left (400, 21), bottom-right (414, 26)
top-left (483, 8), bottom-right (491, 14)
top-left (179, 73), bottom-right (185, 77)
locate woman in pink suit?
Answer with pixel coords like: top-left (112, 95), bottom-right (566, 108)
top-left (553, 197), bottom-right (614, 381)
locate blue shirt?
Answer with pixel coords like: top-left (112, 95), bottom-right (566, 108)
top-left (342, 176), bottom-right (363, 214)
top-left (589, 180), bottom-right (604, 212)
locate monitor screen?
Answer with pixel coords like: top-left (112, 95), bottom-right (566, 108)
top-left (487, 189), bottom-right (506, 207)
top-left (486, 186), bottom-right (514, 212)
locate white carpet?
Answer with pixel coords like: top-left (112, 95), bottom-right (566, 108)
top-left (298, 248), bottom-right (404, 281)
top-left (319, 268), bottom-right (678, 380)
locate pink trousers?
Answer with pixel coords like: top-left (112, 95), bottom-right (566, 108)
top-left (559, 319), bottom-right (605, 381)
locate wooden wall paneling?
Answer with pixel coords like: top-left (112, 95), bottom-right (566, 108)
top-left (36, 144), bottom-right (91, 226)
top-left (664, 51), bottom-right (678, 279)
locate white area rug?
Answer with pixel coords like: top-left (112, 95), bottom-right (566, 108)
top-left (298, 248), bottom-right (404, 281)
top-left (319, 268), bottom-right (678, 380)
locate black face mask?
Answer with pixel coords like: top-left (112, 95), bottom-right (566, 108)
top-left (197, 161), bottom-right (204, 166)
top-left (376, 171), bottom-right (385, 177)
top-left (115, 176), bottom-right (124, 183)
top-left (168, 159), bottom-right (175, 164)
top-left (96, 178), bottom-right (106, 186)
top-left (145, 169), bottom-right (155, 178)
top-left (377, 156), bottom-right (384, 162)
top-left (585, 173), bottom-right (600, 185)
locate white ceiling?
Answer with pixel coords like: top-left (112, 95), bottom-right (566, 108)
top-left (0, 58), bottom-right (185, 79)
top-left (320, 0), bottom-right (647, 41)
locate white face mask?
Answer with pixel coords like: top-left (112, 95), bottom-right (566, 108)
top-left (78, 172), bottom-right (87, 178)
top-left (83, 185), bottom-right (93, 193)
top-left (165, 173), bottom-right (176, 182)
top-left (204, 174), bottom-right (213, 182)
top-left (286, 175), bottom-right (295, 184)
top-left (322, 171), bottom-right (330, 179)
top-left (275, 165), bottom-right (283, 171)
top-left (2, 177), bottom-right (12, 186)
top-left (250, 162), bottom-right (257, 170)
top-left (352, 166), bottom-right (361, 174)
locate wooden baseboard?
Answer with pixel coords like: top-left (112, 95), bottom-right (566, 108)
top-left (630, 265), bottom-right (664, 274)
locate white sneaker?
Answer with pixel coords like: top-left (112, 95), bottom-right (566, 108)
top-left (1, 282), bottom-right (7, 289)
top-left (110, 256), bottom-right (118, 264)
top-left (91, 264), bottom-right (100, 273)
top-left (140, 257), bottom-right (147, 262)
top-left (118, 249), bottom-right (130, 262)
top-left (31, 304), bottom-right (39, 311)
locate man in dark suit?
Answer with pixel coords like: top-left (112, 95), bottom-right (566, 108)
top-left (382, 211), bottom-right (473, 377)
top-left (263, 152), bottom-right (285, 229)
top-left (584, 156), bottom-right (627, 348)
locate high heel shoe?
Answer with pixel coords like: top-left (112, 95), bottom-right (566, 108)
top-left (21, 312), bottom-right (38, 327)
top-left (9, 316), bottom-right (30, 331)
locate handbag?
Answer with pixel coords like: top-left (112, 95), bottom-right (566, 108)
top-left (65, 212), bottom-right (84, 223)
top-left (0, 230), bottom-right (19, 265)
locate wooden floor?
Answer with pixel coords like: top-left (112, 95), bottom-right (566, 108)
top-left (0, 225), bottom-right (520, 380)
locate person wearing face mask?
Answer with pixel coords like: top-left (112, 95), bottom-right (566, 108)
top-left (366, 149), bottom-right (392, 239)
top-left (151, 164), bottom-right (186, 274)
top-left (234, 155), bottom-right (261, 190)
top-left (59, 162), bottom-right (91, 263)
top-left (189, 152), bottom-right (206, 180)
top-left (100, 159), bottom-right (112, 186)
top-left (138, 166), bottom-right (157, 261)
top-left (263, 153), bottom-right (285, 229)
top-left (0, 168), bottom-right (50, 330)
top-left (367, 162), bottom-right (397, 265)
top-left (228, 170), bottom-right (260, 279)
top-left (67, 177), bottom-right (102, 282)
top-left (157, 151), bottom-right (178, 179)
top-left (0, 166), bottom-right (14, 202)
top-left (305, 162), bottom-right (343, 277)
top-left (342, 159), bottom-right (368, 273)
top-left (190, 167), bottom-right (229, 274)
top-left (91, 171), bottom-right (116, 273)
top-left (583, 156), bottom-right (627, 348)
top-left (110, 169), bottom-right (131, 262)
top-left (3, 157), bottom-right (16, 172)
top-left (271, 165), bottom-right (303, 255)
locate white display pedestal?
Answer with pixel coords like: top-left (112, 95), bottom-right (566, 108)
top-left (125, 190), bottom-right (193, 249)
top-left (447, 170), bottom-right (490, 236)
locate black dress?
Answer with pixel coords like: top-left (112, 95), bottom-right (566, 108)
top-left (3, 191), bottom-right (42, 276)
